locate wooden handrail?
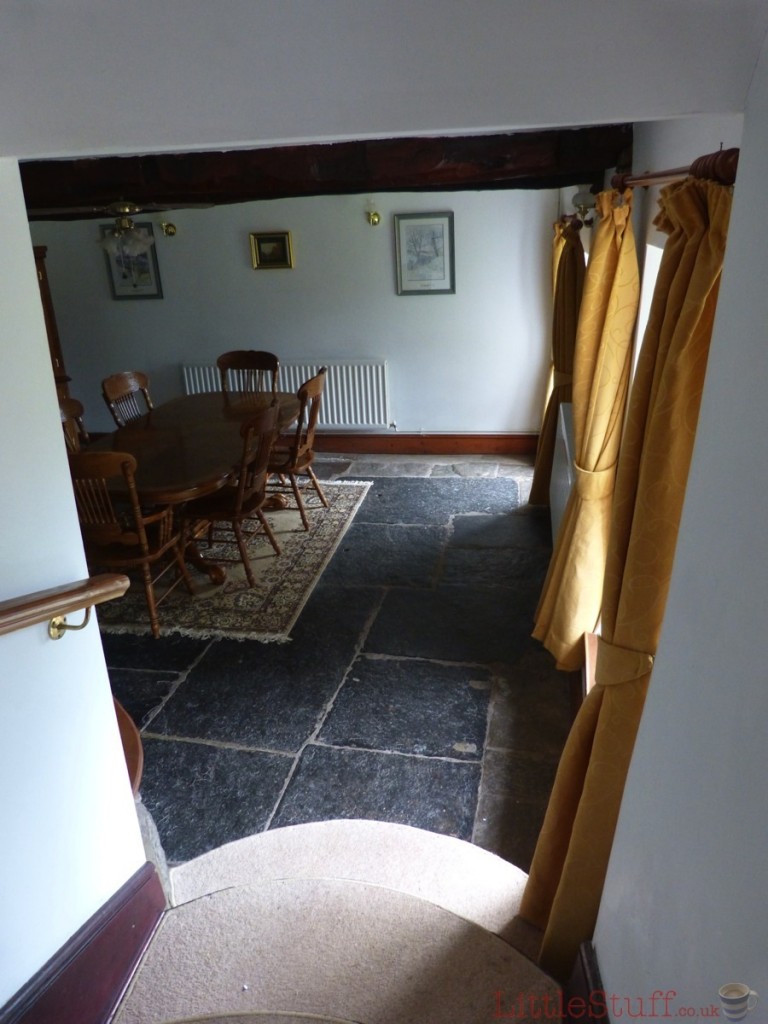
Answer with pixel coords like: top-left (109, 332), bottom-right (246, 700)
top-left (0, 574), bottom-right (130, 638)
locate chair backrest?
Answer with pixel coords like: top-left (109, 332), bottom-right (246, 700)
top-left (68, 449), bottom-right (150, 551)
top-left (59, 396), bottom-right (90, 453)
top-left (284, 367), bottom-right (327, 463)
top-left (233, 401), bottom-right (280, 511)
top-left (102, 370), bottom-right (154, 427)
top-left (217, 350), bottom-right (280, 395)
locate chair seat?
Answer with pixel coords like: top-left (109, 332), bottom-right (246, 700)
top-left (185, 477), bottom-right (275, 518)
top-left (84, 535), bottom-right (180, 566)
top-left (268, 448), bottom-right (313, 474)
top-left (183, 483), bottom-right (239, 520)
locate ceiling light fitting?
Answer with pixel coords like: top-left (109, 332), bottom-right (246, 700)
top-left (99, 201), bottom-right (156, 264)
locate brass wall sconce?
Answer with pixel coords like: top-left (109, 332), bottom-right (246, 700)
top-left (365, 199), bottom-right (381, 226)
top-left (160, 222), bottom-right (177, 237)
top-left (572, 190), bottom-right (597, 227)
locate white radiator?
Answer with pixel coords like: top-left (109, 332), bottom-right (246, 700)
top-left (182, 359), bottom-right (390, 430)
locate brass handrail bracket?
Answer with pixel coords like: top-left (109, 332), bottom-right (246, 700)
top-left (48, 607), bottom-right (92, 640)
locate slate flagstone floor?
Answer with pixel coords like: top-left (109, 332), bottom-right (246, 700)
top-left (104, 453), bottom-right (576, 871)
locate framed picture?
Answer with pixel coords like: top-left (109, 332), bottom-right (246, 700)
top-left (250, 231), bottom-right (294, 269)
top-left (394, 211), bottom-right (455, 295)
top-left (100, 223), bottom-right (163, 299)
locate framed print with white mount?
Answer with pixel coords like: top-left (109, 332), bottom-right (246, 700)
top-left (394, 211), bottom-right (455, 295)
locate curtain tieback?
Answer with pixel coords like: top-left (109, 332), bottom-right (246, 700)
top-left (594, 635), bottom-right (654, 687)
top-left (573, 461), bottom-right (615, 500)
top-left (552, 371), bottom-right (573, 388)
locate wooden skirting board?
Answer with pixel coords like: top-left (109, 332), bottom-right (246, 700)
top-left (0, 862), bottom-right (165, 1024)
top-left (87, 432), bottom-right (539, 457)
top-left (564, 941), bottom-right (605, 1023)
top-left (313, 432), bottom-right (538, 456)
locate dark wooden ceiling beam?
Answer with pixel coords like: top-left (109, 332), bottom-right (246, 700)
top-left (21, 124), bottom-right (632, 219)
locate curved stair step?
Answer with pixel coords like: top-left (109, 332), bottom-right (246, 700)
top-left (114, 876), bottom-right (558, 1024)
top-left (163, 1016), bottom-right (362, 1024)
top-left (170, 819), bottom-right (538, 955)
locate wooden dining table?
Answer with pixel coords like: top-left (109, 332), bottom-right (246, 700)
top-left (94, 391), bottom-right (301, 504)
top-left (91, 390), bottom-right (301, 581)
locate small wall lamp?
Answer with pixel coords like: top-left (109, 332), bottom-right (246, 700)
top-left (572, 190), bottom-right (596, 226)
top-left (365, 199), bottom-right (381, 227)
top-left (160, 221), bottom-right (177, 237)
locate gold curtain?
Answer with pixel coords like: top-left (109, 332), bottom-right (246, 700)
top-left (520, 176), bottom-right (733, 983)
top-left (529, 222), bottom-right (585, 505)
top-left (552, 219), bottom-right (568, 294)
top-left (532, 190), bottom-right (640, 670)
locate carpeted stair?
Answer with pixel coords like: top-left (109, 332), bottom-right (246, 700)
top-left (113, 820), bottom-right (558, 1024)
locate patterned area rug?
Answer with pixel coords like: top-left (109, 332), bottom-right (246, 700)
top-left (97, 480), bottom-right (371, 642)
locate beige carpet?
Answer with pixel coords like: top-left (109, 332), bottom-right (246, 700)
top-left (115, 821), bottom-right (556, 1024)
top-left (169, 819), bottom-right (535, 949)
top-left (97, 481), bottom-right (371, 642)
top-left (156, 1017), bottom-right (365, 1023)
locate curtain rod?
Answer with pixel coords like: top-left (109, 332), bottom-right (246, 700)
top-left (611, 147), bottom-right (739, 191)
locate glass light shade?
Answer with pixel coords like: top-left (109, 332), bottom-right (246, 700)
top-left (99, 225), bottom-right (155, 258)
top-left (572, 190), bottom-right (596, 212)
top-left (119, 228), bottom-right (155, 256)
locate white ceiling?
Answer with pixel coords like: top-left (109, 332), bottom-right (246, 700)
top-left (3, 0), bottom-right (768, 160)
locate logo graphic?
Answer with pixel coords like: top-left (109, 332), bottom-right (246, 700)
top-left (718, 984), bottom-right (759, 1023)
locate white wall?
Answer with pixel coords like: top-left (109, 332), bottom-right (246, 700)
top-left (2, 2), bottom-right (766, 160)
top-left (593, 91), bottom-right (767, 1016)
top-left (30, 189), bottom-right (558, 435)
top-left (0, 162), bottom-right (145, 1005)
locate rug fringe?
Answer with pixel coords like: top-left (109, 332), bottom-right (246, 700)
top-left (99, 622), bottom-right (293, 643)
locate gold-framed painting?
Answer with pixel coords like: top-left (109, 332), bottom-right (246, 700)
top-left (250, 231), bottom-right (294, 269)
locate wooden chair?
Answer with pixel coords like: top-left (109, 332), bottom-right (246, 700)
top-left (217, 350), bottom-right (280, 395)
top-left (267, 367), bottom-right (329, 530)
top-left (180, 402), bottom-right (281, 587)
top-left (102, 370), bottom-right (154, 427)
top-left (59, 396), bottom-right (90, 452)
top-left (68, 450), bottom-right (195, 638)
